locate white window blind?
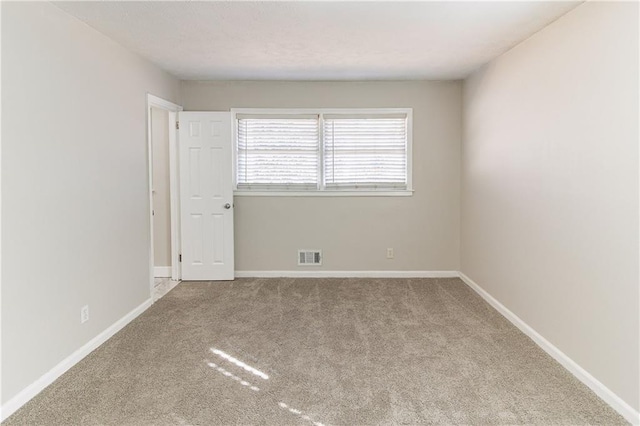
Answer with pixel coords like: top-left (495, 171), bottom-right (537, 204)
top-left (233, 109), bottom-right (412, 194)
top-left (237, 116), bottom-right (319, 189)
top-left (323, 115), bottom-right (407, 189)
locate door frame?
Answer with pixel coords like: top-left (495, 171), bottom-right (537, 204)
top-left (147, 93), bottom-right (183, 299)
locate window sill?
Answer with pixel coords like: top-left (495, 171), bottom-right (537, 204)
top-left (234, 190), bottom-right (414, 197)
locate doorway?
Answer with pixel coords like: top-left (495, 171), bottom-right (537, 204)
top-left (147, 94), bottom-right (182, 299)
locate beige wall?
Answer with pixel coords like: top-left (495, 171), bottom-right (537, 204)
top-left (151, 107), bottom-right (172, 268)
top-left (1, 2), bottom-right (180, 404)
top-left (462, 2), bottom-right (639, 412)
top-left (182, 81), bottom-right (462, 271)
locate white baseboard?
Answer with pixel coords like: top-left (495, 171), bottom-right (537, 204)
top-left (458, 272), bottom-right (639, 425)
top-left (0, 298), bottom-right (152, 422)
top-left (154, 266), bottom-right (171, 277)
top-left (235, 270), bottom-right (459, 278)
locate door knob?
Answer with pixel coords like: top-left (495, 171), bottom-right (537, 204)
top-left (224, 203), bottom-right (231, 209)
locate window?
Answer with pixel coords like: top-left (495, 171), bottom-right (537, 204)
top-left (233, 109), bottom-right (412, 195)
top-left (237, 115), bottom-right (319, 190)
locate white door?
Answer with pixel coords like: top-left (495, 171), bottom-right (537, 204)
top-left (179, 112), bottom-right (234, 280)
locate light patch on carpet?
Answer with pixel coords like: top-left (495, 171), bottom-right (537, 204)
top-left (279, 401), bottom-right (326, 426)
top-left (210, 347), bottom-right (269, 380)
top-left (206, 361), bottom-right (260, 391)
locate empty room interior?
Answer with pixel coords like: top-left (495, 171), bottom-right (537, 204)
top-left (1, 1), bottom-right (639, 425)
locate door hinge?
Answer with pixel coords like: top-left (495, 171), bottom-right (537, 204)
top-left (176, 121), bottom-right (180, 130)
top-left (179, 254), bottom-right (182, 262)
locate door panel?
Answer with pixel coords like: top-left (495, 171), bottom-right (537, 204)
top-left (179, 112), bottom-right (234, 280)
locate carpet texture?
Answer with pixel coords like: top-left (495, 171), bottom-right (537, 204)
top-left (4, 278), bottom-right (627, 425)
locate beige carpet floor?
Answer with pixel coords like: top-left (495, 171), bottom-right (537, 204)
top-left (4, 278), bottom-right (627, 425)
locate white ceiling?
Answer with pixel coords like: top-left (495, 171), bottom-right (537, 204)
top-left (54, 1), bottom-right (581, 81)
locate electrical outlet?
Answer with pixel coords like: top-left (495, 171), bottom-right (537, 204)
top-left (80, 305), bottom-right (89, 324)
top-left (386, 248), bottom-right (394, 259)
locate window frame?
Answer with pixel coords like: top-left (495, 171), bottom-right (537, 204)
top-left (231, 108), bottom-right (413, 197)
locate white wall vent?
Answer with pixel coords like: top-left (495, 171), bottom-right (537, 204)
top-left (298, 250), bottom-right (322, 266)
